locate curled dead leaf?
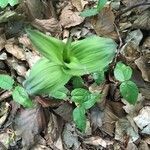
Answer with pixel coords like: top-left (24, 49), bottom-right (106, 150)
top-left (60, 3), bottom-right (84, 28)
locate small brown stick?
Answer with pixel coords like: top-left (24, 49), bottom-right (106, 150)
top-left (117, 2), bottom-right (150, 18)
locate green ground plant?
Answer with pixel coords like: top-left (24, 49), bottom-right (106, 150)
top-left (0, 0), bottom-right (19, 8)
top-left (0, 29), bottom-right (139, 132)
top-left (0, 74), bottom-right (33, 108)
top-left (80, 0), bottom-right (107, 17)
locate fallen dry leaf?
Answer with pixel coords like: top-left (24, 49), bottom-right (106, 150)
top-left (91, 5), bottom-right (118, 39)
top-left (135, 56), bottom-right (150, 82)
top-left (32, 18), bottom-right (62, 33)
top-left (53, 102), bottom-right (73, 122)
top-left (60, 3), bottom-right (84, 28)
top-left (115, 117), bottom-right (139, 143)
top-left (62, 123), bottom-right (80, 150)
top-left (133, 106), bottom-right (150, 135)
top-left (0, 34), bottom-right (6, 51)
top-left (71, 0), bottom-right (88, 11)
top-left (14, 105), bottom-right (49, 149)
top-left (5, 39), bottom-right (26, 60)
top-left (90, 106), bottom-right (104, 130)
top-left (84, 136), bottom-right (113, 148)
top-left (125, 29), bottom-right (143, 46)
top-left (133, 10), bottom-right (150, 30)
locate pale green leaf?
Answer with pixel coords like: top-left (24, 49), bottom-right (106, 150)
top-left (73, 107), bottom-right (86, 132)
top-left (49, 86), bottom-right (69, 100)
top-left (120, 81), bottom-right (138, 105)
top-left (26, 29), bottom-right (65, 65)
top-left (71, 88), bottom-right (90, 104)
top-left (0, 0), bottom-right (8, 8)
top-left (0, 0), bottom-right (19, 8)
top-left (114, 62), bottom-right (132, 82)
top-left (83, 93), bottom-right (101, 109)
top-left (9, 0), bottom-right (19, 6)
top-left (64, 36), bottom-right (117, 75)
top-left (97, 0), bottom-right (107, 11)
top-left (0, 75), bottom-right (14, 90)
top-left (92, 71), bottom-right (105, 85)
top-left (24, 58), bottom-right (71, 95)
top-left (80, 8), bottom-right (98, 17)
top-left (12, 86), bottom-right (33, 108)
top-left (72, 76), bottom-right (84, 88)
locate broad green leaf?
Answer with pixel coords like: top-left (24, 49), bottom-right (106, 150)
top-left (24, 58), bottom-right (71, 95)
top-left (9, 0), bottom-right (19, 6)
top-left (64, 36), bottom-right (117, 76)
top-left (12, 86), bottom-right (33, 108)
top-left (80, 8), bottom-right (98, 17)
top-left (92, 71), bottom-right (105, 85)
top-left (97, 0), bottom-right (107, 11)
top-left (114, 62), bottom-right (132, 82)
top-left (72, 76), bottom-right (84, 88)
top-left (83, 93), bottom-right (101, 109)
top-left (0, 0), bottom-right (19, 8)
top-left (49, 86), bottom-right (69, 100)
top-left (71, 88), bottom-right (90, 105)
top-left (26, 29), bottom-right (65, 65)
top-left (73, 107), bottom-right (86, 132)
top-left (0, 75), bottom-right (14, 90)
top-left (120, 81), bottom-right (138, 105)
top-left (0, 0), bottom-right (8, 8)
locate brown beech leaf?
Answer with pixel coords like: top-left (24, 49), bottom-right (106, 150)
top-left (0, 34), bottom-right (6, 51)
top-left (32, 18), bottom-right (62, 33)
top-left (84, 136), bottom-right (113, 148)
top-left (60, 3), bottom-right (84, 28)
top-left (14, 105), bottom-right (49, 149)
top-left (5, 39), bottom-right (26, 60)
top-left (71, 0), bottom-right (88, 11)
top-left (91, 6), bottom-right (118, 40)
top-left (135, 56), bottom-right (150, 82)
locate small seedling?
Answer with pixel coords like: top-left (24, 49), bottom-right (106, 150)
top-left (0, 0), bottom-right (19, 8)
top-left (0, 74), bottom-right (33, 108)
top-left (80, 0), bottom-right (107, 17)
top-left (71, 88), bottom-right (101, 132)
top-left (114, 62), bottom-right (139, 105)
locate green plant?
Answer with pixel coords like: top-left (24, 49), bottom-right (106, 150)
top-left (23, 29), bottom-right (116, 131)
top-left (71, 88), bottom-right (101, 132)
top-left (114, 62), bottom-right (138, 105)
top-left (0, 0), bottom-right (19, 8)
top-left (0, 74), bottom-right (33, 108)
top-left (80, 0), bottom-right (107, 17)
top-left (24, 29), bottom-right (117, 95)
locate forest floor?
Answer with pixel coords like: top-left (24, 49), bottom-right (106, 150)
top-left (0, 0), bottom-right (150, 150)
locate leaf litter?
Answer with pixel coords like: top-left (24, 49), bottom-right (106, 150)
top-left (0, 0), bottom-right (150, 149)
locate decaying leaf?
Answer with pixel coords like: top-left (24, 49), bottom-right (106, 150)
top-left (125, 29), bottom-right (143, 46)
top-left (91, 5), bottom-right (117, 39)
top-left (32, 18), bottom-right (62, 33)
top-left (0, 34), bottom-right (6, 51)
top-left (120, 41), bottom-right (140, 61)
top-left (84, 136), bottom-right (113, 148)
top-left (135, 56), bottom-right (150, 82)
top-left (60, 3), bottom-right (84, 28)
top-left (115, 117), bottom-right (139, 142)
top-left (133, 10), bottom-right (150, 30)
top-left (62, 123), bottom-right (80, 150)
top-left (14, 105), bottom-right (49, 149)
top-left (0, 132), bottom-right (10, 149)
top-left (5, 39), bottom-right (26, 60)
top-left (71, 0), bottom-right (88, 11)
top-left (134, 106), bottom-right (150, 135)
